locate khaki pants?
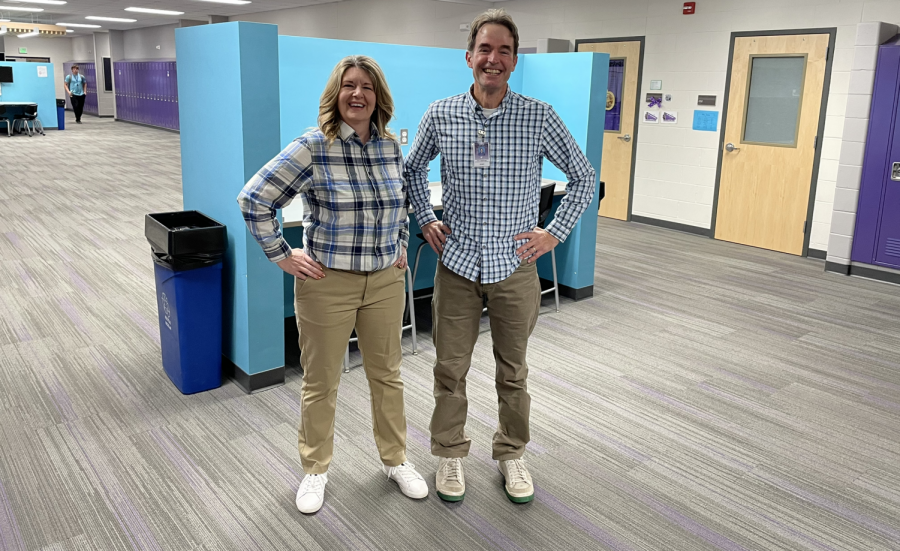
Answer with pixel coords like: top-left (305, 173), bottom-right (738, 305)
top-left (295, 266), bottom-right (408, 474)
top-left (430, 261), bottom-right (541, 460)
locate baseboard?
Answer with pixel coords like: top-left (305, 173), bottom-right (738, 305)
top-left (807, 248), bottom-right (827, 260)
top-left (223, 356), bottom-right (285, 394)
top-left (631, 215), bottom-right (711, 237)
top-left (848, 263), bottom-right (900, 286)
top-left (825, 261), bottom-right (850, 275)
top-left (541, 278), bottom-right (593, 300)
top-left (114, 118), bottom-right (180, 134)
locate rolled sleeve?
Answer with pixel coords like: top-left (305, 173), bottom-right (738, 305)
top-left (541, 107), bottom-right (596, 243)
top-left (237, 138), bottom-right (314, 263)
top-left (404, 107), bottom-right (440, 228)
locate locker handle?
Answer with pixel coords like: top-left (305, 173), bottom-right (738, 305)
top-left (892, 162), bottom-right (900, 181)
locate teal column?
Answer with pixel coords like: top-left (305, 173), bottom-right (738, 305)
top-left (175, 22), bottom-right (284, 390)
top-left (522, 52), bottom-right (609, 296)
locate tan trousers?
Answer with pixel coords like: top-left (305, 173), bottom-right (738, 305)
top-left (430, 261), bottom-right (541, 460)
top-left (295, 266), bottom-right (408, 474)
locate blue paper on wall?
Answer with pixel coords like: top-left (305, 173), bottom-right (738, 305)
top-left (692, 110), bottom-right (719, 132)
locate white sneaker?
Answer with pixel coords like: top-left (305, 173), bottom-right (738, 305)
top-left (498, 459), bottom-right (534, 503)
top-left (383, 462), bottom-right (428, 499)
top-left (435, 457), bottom-right (465, 502)
top-left (296, 473), bottom-right (327, 514)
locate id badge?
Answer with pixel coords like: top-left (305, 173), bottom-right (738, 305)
top-left (473, 141), bottom-right (490, 168)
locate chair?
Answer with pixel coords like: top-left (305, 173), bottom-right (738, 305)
top-left (537, 182), bottom-right (560, 312)
top-left (14, 105), bottom-right (43, 136)
top-left (410, 182), bottom-right (561, 313)
top-left (343, 265), bottom-right (418, 373)
top-left (0, 106), bottom-right (11, 137)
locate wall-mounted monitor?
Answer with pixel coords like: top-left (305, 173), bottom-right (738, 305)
top-left (0, 66), bottom-right (13, 83)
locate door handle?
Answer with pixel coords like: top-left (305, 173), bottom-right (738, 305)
top-left (725, 143), bottom-right (740, 152)
top-left (617, 134), bottom-right (632, 142)
top-left (892, 162), bottom-right (900, 181)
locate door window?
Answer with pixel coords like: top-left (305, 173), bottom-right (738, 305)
top-left (742, 55), bottom-right (806, 146)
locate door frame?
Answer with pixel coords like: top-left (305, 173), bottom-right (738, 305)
top-left (574, 36), bottom-right (645, 221)
top-left (710, 28), bottom-right (837, 257)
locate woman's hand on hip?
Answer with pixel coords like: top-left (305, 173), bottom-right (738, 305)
top-left (277, 248), bottom-right (325, 280)
top-left (393, 246), bottom-right (408, 269)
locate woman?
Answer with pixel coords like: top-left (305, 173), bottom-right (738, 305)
top-left (238, 56), bottom-right (426, 514)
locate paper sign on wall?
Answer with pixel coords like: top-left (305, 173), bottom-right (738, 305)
top-left (37, 66), bottom-right (48, 78)
top-left (643, 111), bottom-right (659, 124)
top-left (692, 110), bottom-right (719, 132)
top-left (661, 111), bottom-right (677, 124)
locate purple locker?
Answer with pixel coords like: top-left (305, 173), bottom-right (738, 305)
top-left (852, 40), bottom-right (900, 270)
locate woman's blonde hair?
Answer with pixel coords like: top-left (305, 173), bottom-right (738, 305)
top-left (318, 55), bottom-right (397, 143)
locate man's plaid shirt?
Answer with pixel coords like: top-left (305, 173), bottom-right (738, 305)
top-left (404, 87), bottom-right (596, 284)
top-left (238, 122), bottom-right (409, 271)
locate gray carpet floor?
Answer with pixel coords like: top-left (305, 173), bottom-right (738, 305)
top-left (1, 114), bottom-right (899, 550)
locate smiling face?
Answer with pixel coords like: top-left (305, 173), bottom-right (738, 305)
top-left (466, 23), bottom-right (517, 96)
top-left (337, 66), bottom-right (376, 131)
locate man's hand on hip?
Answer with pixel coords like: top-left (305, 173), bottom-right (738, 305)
top-left (422, 221), bottom-right (451, 255)
top-left (514, 227), bottom-right (559, 263)
top-left (276, 248), bottom-right (325, 280)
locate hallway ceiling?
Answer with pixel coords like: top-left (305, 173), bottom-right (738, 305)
top-left (0, 0), bottom-right (346, 33)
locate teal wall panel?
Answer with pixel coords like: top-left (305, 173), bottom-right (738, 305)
top-left (0, 62), bottom-right (59, 128)
top-left (176, 22), bottom-right (284, 376)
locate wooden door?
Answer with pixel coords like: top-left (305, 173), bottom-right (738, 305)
top-left (576, 40), bottom-right (641, 220)
top-left (715, 34), bottom-right (830, 255)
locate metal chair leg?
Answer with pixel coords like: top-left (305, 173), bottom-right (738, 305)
top-left (343, 346), bottom-right (350, 373)
top-left (551, 248), bottom-right (560, 313)
top-left (405, 265), bottom-right (417, 355)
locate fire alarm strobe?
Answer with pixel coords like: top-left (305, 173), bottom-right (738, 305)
top-left (683, 2), bottom-right (696, 14)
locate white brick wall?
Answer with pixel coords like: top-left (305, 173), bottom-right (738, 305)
top-left (230, 0), bottom-right (900, 253)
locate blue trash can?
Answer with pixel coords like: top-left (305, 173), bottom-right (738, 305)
top-left (145, 211), bottom-right (227, 394)
top-left (56, 99), bottom-right (66, 130)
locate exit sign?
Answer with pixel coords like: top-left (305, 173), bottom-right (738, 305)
top-left (19, 47), bottom-right (27, 54)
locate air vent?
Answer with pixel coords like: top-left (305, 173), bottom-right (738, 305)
top-left (885, 238), bottom-right (900, 257)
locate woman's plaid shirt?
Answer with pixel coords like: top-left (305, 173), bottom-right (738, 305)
top-left (238, 122), bottom-right (409, 271)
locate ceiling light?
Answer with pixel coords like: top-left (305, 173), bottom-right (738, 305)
top-left (58, 22), bottom-right (101, 27)
top-left (1, 6), bottom-right (45, 11)
top-left (124, 7), bottom-right (184, 15)
top-left (6, 0), bottom-right (66, 4)
top-left (18, 28), bottom-right (39, 37)
top-left (66, 28), bottom-right (73, 32)
top-left (0, 18), bottom-right (9, 22)
top-left (192, 0), bottom-right (251, 5)
top-left (85, 16), bottom-right (137, 22)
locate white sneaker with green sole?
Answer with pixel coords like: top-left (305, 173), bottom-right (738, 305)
top-left (435, 457), bottom-right (465, 502)
top-left (498, 459), bottom-right (534, 503)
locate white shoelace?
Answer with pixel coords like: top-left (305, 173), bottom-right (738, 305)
top-left (390, 462), bottom-right (423, 483)
top-left (442, 458), bottom-right (462, 483)
top-left (300, 474), bottom-right (325, 494)
top-left (505, 459), bottom-right (528, 485)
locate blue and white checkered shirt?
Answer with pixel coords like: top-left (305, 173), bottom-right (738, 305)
top-left (238, 122), bottom-right (409, 271)
top-left (404, 87), bottom-right (596, 284)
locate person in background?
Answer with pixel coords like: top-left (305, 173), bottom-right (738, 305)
top-left (404, 9), bottom-right (596, 504)
top-left (238, 55), bottom-right (427, 515)
top-left (64, 65), bottom-right (86, 124)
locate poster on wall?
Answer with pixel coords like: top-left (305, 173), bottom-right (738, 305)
top-left (643, 111), bottom-right (659, 124)
top-left (661, 111), bottom-right (677, 124)
top-left (692, 110), bottom-right (719, 131)
top-left (37, 66), bottom-right (47, 78)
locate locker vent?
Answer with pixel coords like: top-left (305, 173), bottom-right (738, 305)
top-left (886, 238), bottom-right (900, 257)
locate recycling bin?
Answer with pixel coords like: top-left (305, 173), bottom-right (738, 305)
top-left (145, 211), bottom-right (227, 394)
top-left (56, 99), bottom-right (66, 130)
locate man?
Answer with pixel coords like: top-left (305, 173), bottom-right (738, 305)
top-left (404, 9), bottom-right (596, 504)
top-left (64, 65), bottom-right (86, 124)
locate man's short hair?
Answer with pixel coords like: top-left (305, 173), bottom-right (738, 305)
top-left (467, 9), bottom-right (519, 57)
top-left (72, 64), bottom-right (79, 70)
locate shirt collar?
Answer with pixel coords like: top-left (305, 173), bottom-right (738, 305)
top-left (339, 120), bottom-right (379, 143)
top-left (466, 85), bottom-right (514, 114)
